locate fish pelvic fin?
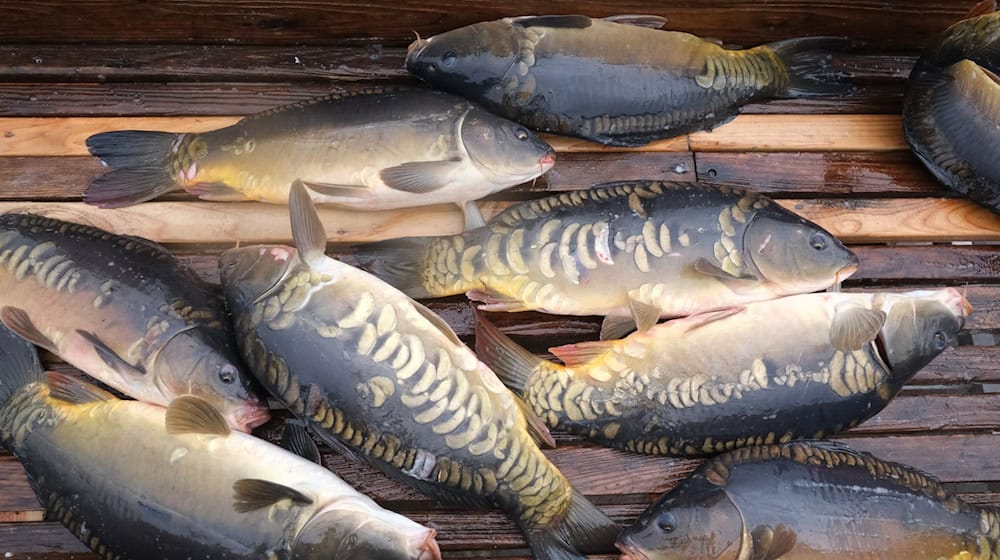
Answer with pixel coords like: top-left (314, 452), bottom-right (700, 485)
top-left (473, 310), bottom-right (546, 396)
top-left (84, 130), bottom-right (185, 207)
top-left (525, 489), bottom-right (621, 560)
top-left (0, 323), bottom-right (43, 409)
top-left (355, 235), bottom-right (471, 299)
top-left (765, 37), bottom-right (857, 98)
top-left (288, 180), bottom-right (329, 267)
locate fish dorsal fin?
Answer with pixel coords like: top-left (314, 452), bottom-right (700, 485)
top-left (510, 15), bottom-right (593, 29)
top-left (512, 394), bottom-right (556, 448)
top-left (279, 419), bottom-right (322, 465)
top-left (288, 180), bottom-right (329, 267)
top-left (750, 524), bottom-right (798, 560)
top-left (603, 14), bottom-right (667, 29)
top-left (165, 395), bottom-right (232, 437)
top-left (379, 160), bottom-right (461, 194)
top-left (1, 306), bottom-right (57, 354)
top-left (600, 315), bottom-right (635, 340)
top-left (678, 306), bottom-right (745, 333)
top-left (830, 303), bottom-right (885, 351)
top-left (964, 0), bottom-right (997, 20)
top-left (628, 296), bottom-right (661, 333)
top-left (232, 479), bottom-right (313, 513)
top-left (549, 340), bottom-right (616, 367)
top-left (411, 300), bottom-right (463, 346)
top-left (44, 371), bottom-right (115, 404)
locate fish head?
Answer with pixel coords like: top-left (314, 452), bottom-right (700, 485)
top-left (617, 475), bottom-right (745, 560)
top-left (219, 245), bottom-right (299, 311)
top-left (742, 211), bottom-right (858, 294)
top-left (405, 21), bottom-right (519, 98)
top-left (293, 503), bottom-right (441, 560)
top-left (874, 288), bottom-right (970, 380)
top-left (461, 110), bottom-right (555, 185)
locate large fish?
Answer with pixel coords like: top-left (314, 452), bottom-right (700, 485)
top-left (617, 440), bottom-right (1000, 559)
top-left (220, 182), bottom-right (619, 560)
top-left (85, 89), bottom-right (555, 229)
top-left (0, 327), bottom-right (441, 560)
top-left (477, 288), bottom-right (970, 456)
top-left (904, 1), bottom-right (1000, 212)
top-left (360, 181), bottom-right (858, 340)
top-left (0, 213), bottom-right (267, 432)
top-left (405, 15), bottom-right (853, 146)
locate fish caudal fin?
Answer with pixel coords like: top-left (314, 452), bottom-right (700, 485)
top-left (767, 37), bottom-right (856, 98)
top-left (474, 311), bottom-right (543, 396)
top-left (526, 490), bottom-right (621, 560)
top-left (0, 324), bottom-right (43, 409)
top-left (354, 237), bottom-right (439, 299)
top-left (84, 131), bottom-right (182, 207)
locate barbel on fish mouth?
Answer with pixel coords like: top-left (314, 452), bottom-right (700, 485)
top-left (477, 288), bottom-right (970, 457)
top-left (617, 440), bottom-right (1000, 560)
top-left (904, 1), bottom-right (1000, 213)
top-left (405, 15), bottom-right (854, 146)
top-left (219, 181), bottom-right (620, 560)
top-left (0, 326), bottom-right (441, 560)
top-left (84, 88), bottom-right (555, 230)
top-left (359, 181), bottom-right (858, 340)
top-left (0, 213), bottom-right (267, 432)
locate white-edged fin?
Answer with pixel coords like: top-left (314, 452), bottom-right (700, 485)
top-left (462, 201), bottom-right (486, 230)
top-left (600, 315), bottom-right (635, 341)
top-left (288, 180), bottom-right (328, 267)
top-left (76, 330), bottom-right (147, 377)
top-left (379, 160), bottom-right (460, 194)
top-left (279, 419), bottom-right (322, 465)
top-left (603, 14), bottom-right (666, 28)
top-left (1, 306), bottom-right (57, 354)
top-left (679, 306), bottom-right (745, 333)
top-left (165, 395), bottom-right (232, 436)
top-left (411, 300), bottom-right (463, 346)
top-left (512, 394), bottom-right (556, 448)
top-left (628, 296), bottom-right (661, 333)
top-left (44, 371), bottom-right (115, 404)
top-left (301, 180), bottom-right (369, 199)
top-left (549, 340), bottom-right (615, 368)
top-left (232, 479), bottom-right (313, 514)
top-left (830, 304), bottom-right (885, 351)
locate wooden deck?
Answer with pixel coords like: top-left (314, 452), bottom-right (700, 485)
top-left (1, 1), bottom-right (999, 558)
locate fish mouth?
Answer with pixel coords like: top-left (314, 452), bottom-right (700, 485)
top-left (616, 538), bottom-right (649, 560)
top-left (235, 404), bottom-right (271, 432)
top-left (539, 152), bottom-right (556, 173)
top-left (415, 529), bottom-right (441, 560)
top-left (406, 33), bottom-right (429, 62)
top-left (834, 261), bottom-right (859, 284)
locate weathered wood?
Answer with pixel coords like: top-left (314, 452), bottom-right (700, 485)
top-left (0, 1), bottom-right (972, 50)
top-left (852, 245), bottom-right (1000, 283)
top-left (0, 114), bottom-right (909, 156)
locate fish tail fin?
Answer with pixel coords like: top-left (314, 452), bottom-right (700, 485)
top-left (525, 490), bottom-right (621, 560)
top-left (0, 324), bottom-right (43, 409)
top-left (355, 236), bottom-right (471, 300)
top-left (474, 310), bottom-right (548, 396)
top-left (766, 37), bottom-right (856, 98)
top-left (84, 130), bottom-right (183, 207)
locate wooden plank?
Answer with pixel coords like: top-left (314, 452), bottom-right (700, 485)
top-left (852, 245), bottom-right (1000, 283)
top-left (0, 114), bottom-right (906, 156)
top-left (1, 198), bottom-right (998, 244)
top-left (0, 1), bottom-right (970, 50)
top-left (912, 346), bottom-right (1000, 386)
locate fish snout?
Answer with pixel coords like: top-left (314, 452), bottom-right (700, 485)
top-left (539, 152), bottom-right (556, 173)
top-left (414, 529), bottom-right (441, 560)
top-left (406, 34), bottom-right (429, 61)
top-left (615, 538), bottom-right (649, 560)
top-left (835, 259), bottom-right (859, 284)
top-left (235, 402), bottom-right (271, 432)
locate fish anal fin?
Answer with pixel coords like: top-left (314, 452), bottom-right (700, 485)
top-left (165, 395), bottom-right (232, 436)
top-left (603, 14), bottom-right (666, 28)
top-left (186, 182), bottom-right (246, 201)
top-left (549, 340), bottom-right (616, 368)
top-left (232, 479), bottom-right (313, 514)
top-left (468, 288), bottom-right (531, 312)
top-left (600, 315), bottom-right (635, 340)
top-left (830, 304), bottom-right (885, 351)
top-left (44, 371), bottom-right (115, 404)
top-left (628, 296), bottom-right (661, 333)
top-left (1, 306), bottom-right (57, 353)
top-left (379, 160), bottom-right (460, 194)
top-left (75, 330), bottom-right (146, 377)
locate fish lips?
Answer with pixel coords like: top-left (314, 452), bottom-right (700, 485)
top-left (615, 537), bottom-right (650, 560)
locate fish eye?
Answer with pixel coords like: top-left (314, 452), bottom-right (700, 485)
top-left (809, 233), bottom-right (828, 251)
top-left (933, 331), bottom-right (947, 350)
top-left (442, 52), bottom-right (457, 66)
top-left (516, 129), bottom-right (529, 141)
top-left (656, 512), bottom-right (677, 533)
top-left (219, 364), bottom-right (237, 385)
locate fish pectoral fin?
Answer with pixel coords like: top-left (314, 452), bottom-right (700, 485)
top-left (549, 339), bottom-right (616, 367)
top-left (693, 258), bottom-right (760, 293)
top-left (0, 306), bottom-right (57, 353)
top-left (462, 201), bottom-right (486, 230)
top-left (279, 419), bottom-right (322, 465)
top-left (411, 300), bottom-right (463, 346)
top-left (165, 395), bottom-right (232, 437)
top-left (600, 315), bottom-right (635, 340)
top-left (44, 371), bottom-right (115, 404)
top-left (830, 304), bottom-right (886, 351)
top-left (965, 0), bottom-right (997, 20)
top-left (628, 296), bottom-right (661, 333)
top-left (301, 180), bottom-right (370, 198)
top-left (512, 394), bottom-right (556, 448)
top-left (379, 159), bottom-right (461, 194)
top-left (750, 524), bottom-right (797, 560)
top-left (679, 306), bottom-right (746, 333)
top-left (289, 180), bottom-right (329, 266)
top-left (509, 15), bottom-right (593, 29)
top-left (603, 14), bottom-right (666, 29)
top-left (186, 182), bottom-right (246, 201)
top-left (468, 288), bottom-right (531, 312)
top-left (75, 329), bottom-right (147, 377)
top-left (232, 479), bottom-right (313, 514)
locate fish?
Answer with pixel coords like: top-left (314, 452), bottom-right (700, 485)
top-left (219, 181), bottom-right (620, 560)
top-left (0, 213), bottom-right (267, 432)
top-left (904, 1), bottom-right (1000, 213)
top-left (476, 288), bottom-right (970, 457)
top-left (358, 181), bottom-right (859, 340)
top-left (616, 440), bottom-right (1000, 560)
top-left (0, 327), bottom-right (441, 560)
top-left (84, 88), bottom-right (555, 230)
top-left (405, 15), bottom-right (853, 146)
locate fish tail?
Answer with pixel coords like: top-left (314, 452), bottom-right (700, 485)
top-left (766, 37), bottom-right (856, 98)
top-left (84, 130), bottom-right (185, 207)
top-left (525, 489), bottom-right (620, 560)
top-left (0, 324), bottom-right (43, 409)
top-left (474, 311), bottom-right (548, 396)
top-left (355, 235), bottom-right (474, 299)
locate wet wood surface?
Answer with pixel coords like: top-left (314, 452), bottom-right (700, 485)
top-left (1, 1), bottom-right (999, 558)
